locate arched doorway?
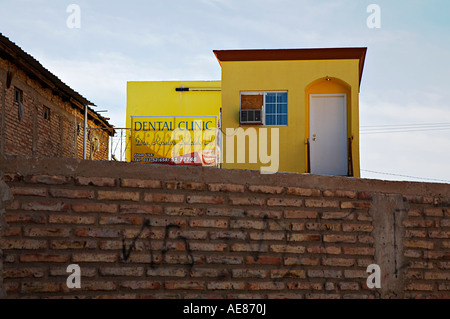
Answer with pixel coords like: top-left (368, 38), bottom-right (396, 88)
top-left (305, 77), bottom-right (353, 176)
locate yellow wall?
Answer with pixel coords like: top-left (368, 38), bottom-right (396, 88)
top-left (220, 60), bottom-right (361, 176)
top-left (126, 81), bottom-right (221, 161)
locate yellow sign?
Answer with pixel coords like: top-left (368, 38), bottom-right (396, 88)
top-left (131, 116), bottom-right (218, 166)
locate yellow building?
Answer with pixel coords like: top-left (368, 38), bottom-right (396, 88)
top-left (214, 48), bottom-right (367, 177)
top-left (126, 81), bottom-right (221, 164)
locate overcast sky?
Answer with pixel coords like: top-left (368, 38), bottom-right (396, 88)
top-left (1, 0), bottom-right (449, 183)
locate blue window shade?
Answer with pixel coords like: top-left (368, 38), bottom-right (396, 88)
top-left (265, 92), bottom-right (288, 126)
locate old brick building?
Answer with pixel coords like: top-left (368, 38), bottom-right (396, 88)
top-left (0, 33), bottom-right (114, 160)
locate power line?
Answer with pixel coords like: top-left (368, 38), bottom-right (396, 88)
top-left (361, 169), bottom-right (450, 184)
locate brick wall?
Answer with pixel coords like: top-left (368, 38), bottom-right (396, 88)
top-left (0, 58), bottom-right (109, 160)
top-left (0, 157), bottom-right (449, 299)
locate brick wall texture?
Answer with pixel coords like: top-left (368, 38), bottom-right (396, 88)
top-left (0, 57), bottom-right (109, 160)
top-left (0, 157), bottom-right (449, 299)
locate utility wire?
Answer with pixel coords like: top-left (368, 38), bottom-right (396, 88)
top-left (361, 169), bottom-right (450, 184)
top-left (360, 122), bottom-right (450, 134)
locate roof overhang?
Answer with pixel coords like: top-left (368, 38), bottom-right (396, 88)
top-left (213, 47), bottom-right (367, 88)
top-left (0, 33), bottom-right (114, 135)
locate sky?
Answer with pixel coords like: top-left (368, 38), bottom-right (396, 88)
top-left (1, 0), bottom-right (449, 183)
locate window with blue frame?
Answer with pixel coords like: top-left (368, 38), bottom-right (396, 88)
top-left (240, 91), bottom-right (288, 126)
top-left (264, 92), bottom-right (288, 126)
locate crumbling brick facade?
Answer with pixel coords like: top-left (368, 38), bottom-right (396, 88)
top-left (0, 34), bottom-right (113, 160)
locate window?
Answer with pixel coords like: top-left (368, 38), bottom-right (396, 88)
top-left (43, 106), bottom-right (50, 120)
top-left (240, 91), bottom-right (288, 126)
top-left (14, 87), bottom-right (23, 103)
top-left (265, 92), bottom-right (288, 126)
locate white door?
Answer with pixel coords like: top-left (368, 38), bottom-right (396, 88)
top-left (309, 94), bottom-right (347, 175)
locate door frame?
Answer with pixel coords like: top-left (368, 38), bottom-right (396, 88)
top-left (308, 93), bottom-right (348, 176)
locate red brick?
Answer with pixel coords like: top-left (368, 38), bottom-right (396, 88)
top-left (249, 185), bottom-right (284, 194)
top-left (343, 247), bottom-right (375, 256)
top-left (170, 229), bottom-right (208, 240)
top-left (287, 187), bottom-right (321, 197)
top-left (249, 232), bottom-right (285, 241)
top-left (49, 188), bottom-right (94, 199)
top-left (342, 224), bottom-right (373, 232)
top-left (405, 283), bottom-right (434, 291)
top-left (405, 230), bottom-right (427, 238)
top-left (207, 281), bottom-right (246, 290)
top-left (22, 201), bottom-right (69, 212)
top-left (287, 282), bottom-right (322, 290)
top-left (186, 195), bottom-right (224, 205)
top-left (24, 175), bottom-right (69, 185)
top-left (270, 245), bottom-right (306, 254)
top-left (229, 196), bottom-right (265, 206)
top-left (323, 190), bottom-right (357, 199)
top-left (72, 203), bottom-right (117, 213)
top-left (99, 216), bottom-right (143, 225)
top-left (289, 234), bottom-right (321, 242)
top-left (120, 281), bottom-right (161, 290)
top-left (283, 257), bottom-right (319, 266)
top-left (344, 270), bottom-right (368, 279)
top-left (49, 267), bottom-right (97, 277)
top-left (339, 282), bottom-right (360, 291)
top-left (165, 181), bottom-right (205, 191)
top-left (231, 243), bottom-right (268, 252)
top-left (144, 193), bottom-right (185, 203)
top-left (404, 240), bottom-right (434, 250)
top-left (341, 201), bottom-right (371, 209)
top-left (248, 282), bottom-right (285, 290)
top-left (50, 240), bottom-right (97, 250)
top-left (271, 269), bottom-right (306, 279)
top-left (246, 256), bottom-right (282, 265)
top-left (231, 269), bottom-right (268, 279)
top-left (230, 219), bottom-right (265, 230)
top-left (3, 267), bottom-right (45, 279)
top-left (0, 239), bottom-right (47, 250)
top-left (423, 208), bottom-right (444, 217)
top-left (72, 253), bottom-right (117, 263)
top-left (49, 215), bottom-right (96, 225)
top-left (21, 282), bottom-right (62, 293)
top-left (82, 281), bottom-right (118, 291)
top-left (247, 210), bottom-right (282, 219)
top-left (4, 282), bottom-right (19, 293)
top-left (4, 213), bottom-right (46, 224)
top-left (75, 176), bottom-right (116, 187)
top-left (20, 254), bottom-right (69, 263)
top-left (10, 186), bottom-right (47, 197)
top-left (307, 246), bottom-right (342, 255)
top-left (0, 226), bottom-right (21, 237)
top-left (305, 199), bottom-right (339, 208)
top-left (308, 270), bottom-right (342, 278)
top-left (284, 210), bottom-right (318, 219)
top-left (208, 183), bottom-right (245, 193)
top-left (23, 227), bottom-right (71, 237)
top-left (165, 206), bottom-right (205, 216)
top-left (322, 257), bottom-right (356, 267)
top-left (404, 249), bottom-right (422, 258)
top-left (75, 228), bottom-right (120, 238)
top-left (121, 178), bottom-right (162, 189)
top-left (321, 211), bottom-right (354, 220)
top-left (148, 267), bottom-right (187, 277)
top-left (424, 272), bottom-right (450, 280)
top-left (323, 234), bottom-right (357, 243)
top-left (190, 243), bottom-right (228, 252)
top-left (165, 281), bottom-right (205, 290)
top-left (119, 204), bottom-right (162, 215)
top-left (402, 220), bottom-right (434, 228)
top-left (268, 197), bottom-right (303, 207)
top-left (98, 190), bottom-right (139, 201)
top-left (209, 231), bottom-right (247, 240)
top-left (429, 231), bottom-right (450, 239)
top-left (190, 219), bottom-right (228, 228)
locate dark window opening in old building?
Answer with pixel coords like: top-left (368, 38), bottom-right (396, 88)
top-left (14, 87), bottom-right (23, 103)
top-left (43, 106), bottom-right (50, 120)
